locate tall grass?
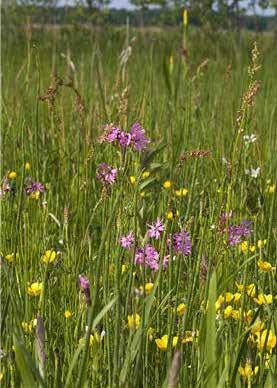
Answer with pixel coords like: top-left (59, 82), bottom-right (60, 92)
top-left (1, 25), bottom-right (276, 387)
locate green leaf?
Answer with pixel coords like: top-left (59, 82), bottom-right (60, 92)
top-left (205, 271), bottom-right (217, 388)
top-left (13, 334), bottom-right (45, 387)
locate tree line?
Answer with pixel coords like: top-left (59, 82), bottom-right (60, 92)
top-left (2, 0), bottom-right (277, 30)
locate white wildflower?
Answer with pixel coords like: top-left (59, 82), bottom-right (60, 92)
top-left (245, 167), bottom-right (260, 178)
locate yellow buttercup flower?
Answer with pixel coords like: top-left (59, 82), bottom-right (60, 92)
top-left (41, 249), bottom-right (57, 264)
top-left (166, 210), bottom-right (179, 220)
top-left (5, 253), bottom-right (15, 263)
top-left (8, 171), bottom-right (17, 179)
top-left (128, 314), bottom-right (140, 330)
top-left (250, 245), bottom-right (256, 252)
top-left (238, 362), bottom-right (258, 380)
top-left (129, 176), bottom-right (136, 185)
top-left (27, 282), bottom-right (43, 296)
top-left (163, 180), bottom-right (172, 189)
top-left (64, 310), bottom-right (72, 319)
top-left (142, 171), bottom-right (150, 179)
top-left (121, 264), bottom-right (127, 274)
top-left (140, 191), bottom-right (145, 197)
top-left (240, 241), bottom-right (248, 253)
top-left (25, 162), bottom-right (31, 171)
top-left (257, 239), bottom-right (267, 249)
top-left (176, 303), bottom-right (187, 316)
top-left (254, 294), bottom-right (273, 305)
top-left (256, 329), bottom-right (276, 352)
top-left (257, 259), bottom-right (275, 272)
top-left (155, 335), bottom-right (178, 351)
top-left (140, 283), bottom-right (154, 295)
top-left (175, 188), bottom-right (188, 197)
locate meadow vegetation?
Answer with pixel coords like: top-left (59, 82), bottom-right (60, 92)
top-left (1, 23), bottom-right (276, 387)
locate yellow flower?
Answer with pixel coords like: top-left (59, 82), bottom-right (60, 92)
top-left (79, 332), bottom-right (102, 348)
top-left (128, 314), bottom-right (140, 330)
top-left (25, 162), bottom-right (31, 170)
top-left (225, 292), bottom-right (234, 303)
top-left (257, 259), bottom-right (275, 272)
top-left (22, 319), bottom-right (37, 333)
top-left (166, 210), bottom-right (179, 220)
top-left (140, 283), bottom-right (154, 295)
top-left (89, 332), bottom-right (101, 347)
top-left (224, 305), bottom-right (233, 319)
top-left (163, 180), bottom-right (172, 189)
top-left (5, 253), bottom-right (15, 263)
top-left (183, 9), bottom-right (188, 27)
top-left (121, 264), bottom-right (127, 274)
top-left (238, 362), bottom-right (258, 380)
top-left (30, 191), bottom-right (40, 200)
top-left (233, 293), bottom-right (242, 303)
top-left (142, 171), bottom-right (150, 179)
top-left (231, 310), bottom-right (240, 320)
top-left (243, 310), bottom-right (253, 325)
top-left (140, 191), bottom-right (145, 198)
top-left (256, 329), bottom-right (276, 352)
top-left (215, 295), bottom-right (224, 310)
top-left (129, 176), bottom-right (136, 185)
top-left (175, 188), bottom-right (188, 197)
top-left (246, 284), bottom-right (256, 297)
top-left (180, 188), bottom-right (188, 197)
top-left (251, 320), bottom-right (265, 334)
top-left (64, 310), bottom-right (72, 319)
top-left (8, 171), bottom-right (17, 179)
top-left (176, 303), bottom-right (187, 316)
top-left (240, 241), bottom-right (248, 254)
top-left (41, 249), bottom-right (57, 264)
top-left (266, 184), bottom-right (275, 193)
top-left (155, 335), bottom-right (178, 351)
top-left (257, 239), bottom-right (267, 249)
top-left (250, 245), bottom-right (256, 252)
top-left (27, 282), bottom-right (42, 296)
top-left (254, 294), bottom-right (273, 305)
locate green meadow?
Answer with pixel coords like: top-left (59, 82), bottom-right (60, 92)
top-left (1, 25), bottom-right (276, 387)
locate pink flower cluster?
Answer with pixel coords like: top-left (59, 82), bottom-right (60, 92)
top-left (96, 163), bottom-right (117, 185)
top-left (120, 218), bottom-right (191, 272)
top-left (100, 122), bottom-right (150, 151)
